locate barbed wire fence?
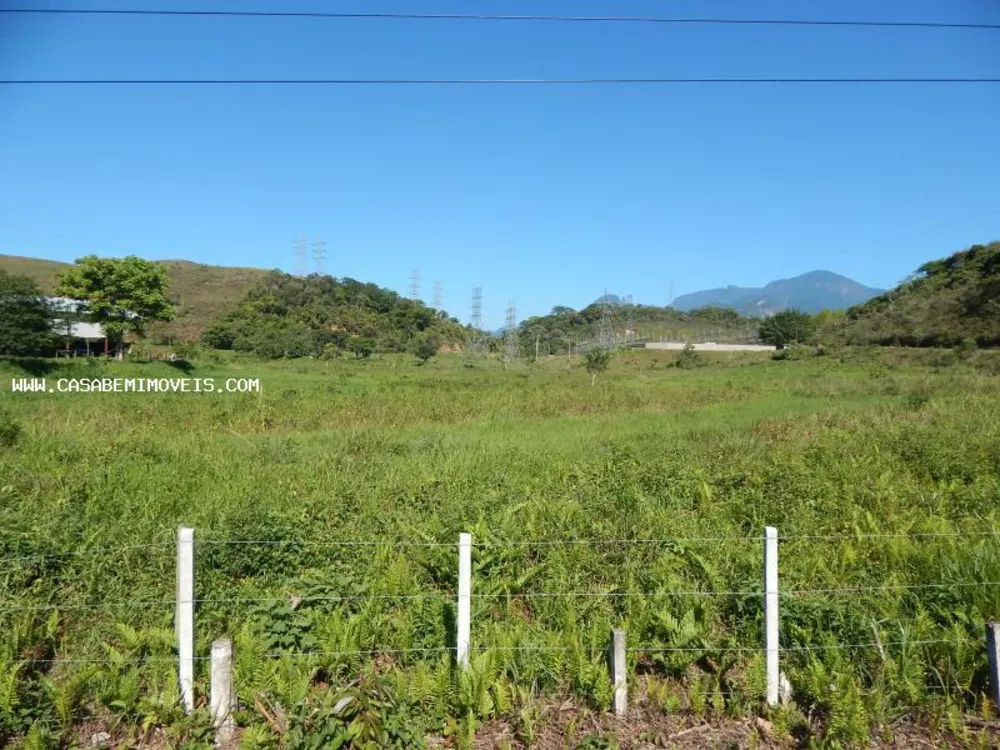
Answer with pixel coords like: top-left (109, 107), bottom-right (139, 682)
top-left (5, 527), bottom-right (1000, 743)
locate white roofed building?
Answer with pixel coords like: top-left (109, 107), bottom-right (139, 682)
top-left (47, 297), bottom-right (110, 355)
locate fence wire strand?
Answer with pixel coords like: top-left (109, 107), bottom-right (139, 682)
top-left (186, 530), bottom-right (1000, 548)
top-left (2, 542), bottom-right (175, 566)
top-left (6, 531), bottom-right (995, 565)
top-left (5, 578), bottom-right (1000, 612)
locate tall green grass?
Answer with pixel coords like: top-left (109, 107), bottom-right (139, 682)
top-left (0, 350), bottom-right (999, 747)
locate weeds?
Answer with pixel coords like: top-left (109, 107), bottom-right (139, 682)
top-left (0, 408), bottom-right (20, 448)
top-left (0, 351), bottom-right (998, 746)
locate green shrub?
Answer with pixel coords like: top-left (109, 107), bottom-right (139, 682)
top-left (174, 342), bottom-right (200, 360)
top-left (675, 343), bottom-right (701, 369)
top-left (583, 348), bottom-right (614, 384)
top-left (411, 336), bottom-right (440, 365)
top-left (956, 337), bottom-right (978, 361)
top-left (0, 410), bottom-right (21, 448)
top-left (349, 337), bottom-right (378, 360)
top-left (285, 675), bottom-right (424, 749)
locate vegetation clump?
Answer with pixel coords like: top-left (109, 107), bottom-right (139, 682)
top-left (411, 335), bottom-right (440, 365)
top-left (759, 309), bottom-right (815, 349)
top-left (0, 409), bottom-right (21, 448)
top-left (201, 272), bottom-right (465, 359)
top-left (675, 342), bottom-right (702, 369)
top-left (583, 347), bottom-right (614, 384)
top-left (0, 270), bottom-right (56, 356)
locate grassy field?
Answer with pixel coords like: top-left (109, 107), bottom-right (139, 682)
top-left (1, 348), bottom-right (1000, 748)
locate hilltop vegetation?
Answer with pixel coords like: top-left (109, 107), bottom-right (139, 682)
top-left (201, 270), bottom-right (467, 358)
top-left (836, 241), bottom-right (1000, 348)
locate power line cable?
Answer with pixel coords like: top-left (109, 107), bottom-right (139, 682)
top-left (2, 78), bottom-right (998, 86)
top-left (2, 8), bottom-right (998, 31)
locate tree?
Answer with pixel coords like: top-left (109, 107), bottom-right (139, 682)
top-left (411, 335), bottom-right (440, 365)
top-left (812, 308), bottom-right (846, 338)
top-left (529, 325), bottom-right (547, 362)
top-left (349, 336), bottom-right (377, 359)
top-left (547, 327), bottom-right (565, 356)
top-left (0, 270), bottom-right (56, 356)
top-left (55, 256), bottom-right (174, 359)
top-left (758, 309), bottom-right (815, 349)
top-left (583, 347), bottom-right (614, 386)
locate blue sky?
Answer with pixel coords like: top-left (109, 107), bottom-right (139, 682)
top-left (1, 0), bottom-right (998, 327)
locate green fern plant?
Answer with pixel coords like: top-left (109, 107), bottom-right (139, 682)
top-left (42, 666), bottom-right (96, 732)
top-left (240, 723), bottom-right (277, 749)
top-left (456, 652), bottom-right (498, 718)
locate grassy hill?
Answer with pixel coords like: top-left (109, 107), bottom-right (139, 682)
top-left (0, 254), bottom-right (268, 343)
top-left (840, 241), bottom-right (1000, 348)
top-left (0, 254), bottom-right (69, 291)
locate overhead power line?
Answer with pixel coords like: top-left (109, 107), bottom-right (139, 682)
top-left (2, 9), bottom-right (998, 31)
top-left (2, 78), bottom-right (998, 86)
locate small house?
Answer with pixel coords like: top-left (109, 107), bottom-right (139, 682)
top-left (48, 297), bottom-right (110, 356)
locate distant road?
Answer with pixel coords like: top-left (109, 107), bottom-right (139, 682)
top-left (642, 342), bottom-right (777, 352)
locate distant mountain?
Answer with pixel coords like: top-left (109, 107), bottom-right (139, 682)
top-left (590, 293), bottom-right (623, 307)
top-left (673, 270), bottom-right (883, 316)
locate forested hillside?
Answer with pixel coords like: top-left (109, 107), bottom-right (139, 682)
top-left (840, 241), bottom-right (1000, 348)
top-left (201, 271), bottom-right (467, 358)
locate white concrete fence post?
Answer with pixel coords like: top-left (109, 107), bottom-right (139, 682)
top-left (457, 532), bottom-right (472, 668)
top-left (610, 629), bottom-right (627, 717)
top-left (211, 638), bottom-right (235, 747)
top-left (177, 527), bottom-right (195, 713)
top-left (987, 622), bottom-right (1000, 710)
top-left (764, 526), bottom-right (780, 708)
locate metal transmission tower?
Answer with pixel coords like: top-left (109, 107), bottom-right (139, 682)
top-left (433, 280), bottom-right (443, 309)
top-left (409, 269), bottom-right (421, 302)
top-left (503, 301), bottom-right (519, 367)
top-left (469, 287), bottom-right (484, 355)
top-left (470, 288), bottom-right (483, 330)
top-left (294, 234), bottom-right (308, 277)
top-left (312, 239), bottom-right (327, 275)
top-left (595, 290), bottom-right (616, 349)
top-left (624, 294), bottom-right (636, 342)
top-left (668, 282), bottom-right (675, 308)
